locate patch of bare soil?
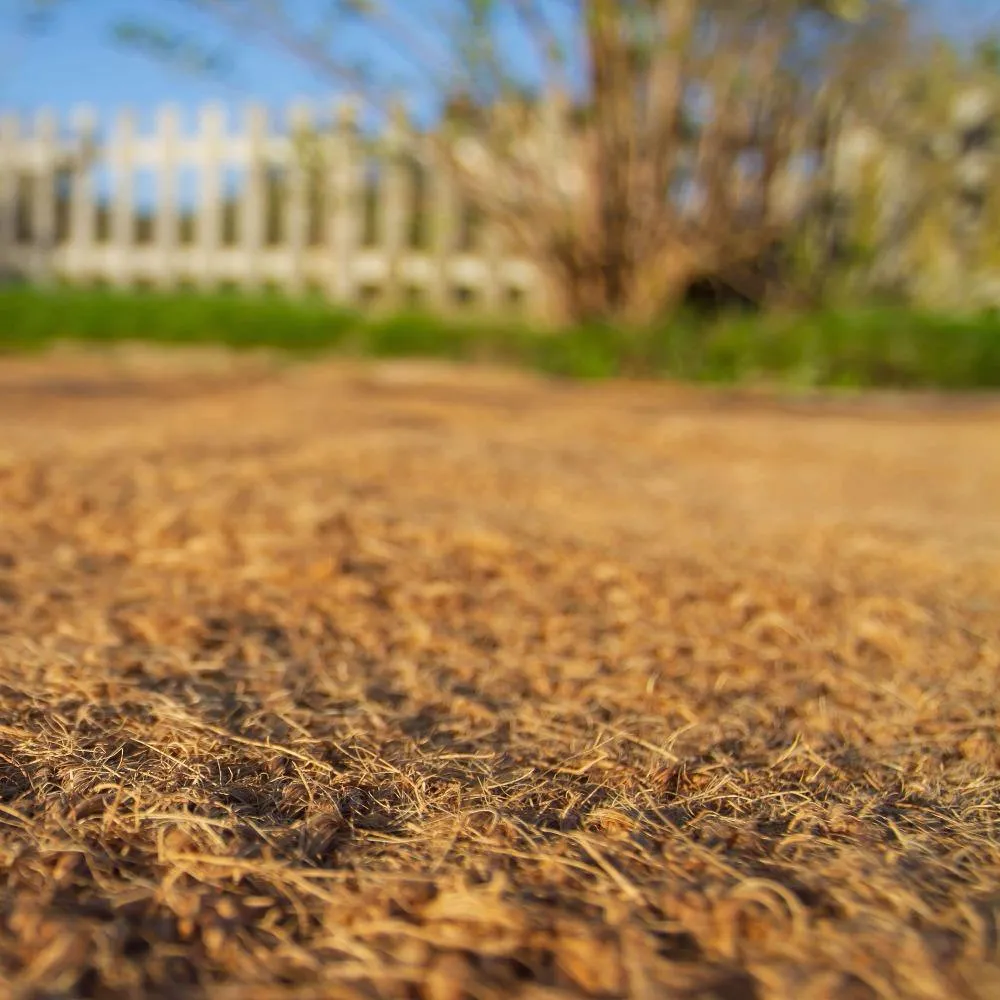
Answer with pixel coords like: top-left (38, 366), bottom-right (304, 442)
top-left (0, 352), bottom-right (998, 1000)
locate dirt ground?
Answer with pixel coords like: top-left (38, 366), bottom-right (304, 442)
top-left (0, 349), bottom-right (998, 1000)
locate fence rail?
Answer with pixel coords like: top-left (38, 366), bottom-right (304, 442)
top-left (0, 100), bottom-right (541, 314)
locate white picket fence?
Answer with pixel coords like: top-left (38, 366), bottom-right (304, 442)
top-left (0, 100), bottom-right (542, 313)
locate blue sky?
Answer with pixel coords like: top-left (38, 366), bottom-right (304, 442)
top-left (0, 0), bottom-right (571, 133)
top-left (1, 1), bottom-right (356, 132)
top-left (0, 0), bottom-right (996, 134)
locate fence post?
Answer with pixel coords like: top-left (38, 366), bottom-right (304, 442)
top-left (530, 90), bottom-right (570, 321)
top-left (31, 108), bottom-right (58, 285)
top-left (154, 104), bottom-right (181, 289)
top-left (328, 99), bottom-right (361, 305)
top-left (110, 108), bottom-right (136, 288)
top-left (479, 212), bottom-right (504, 315)
top-left (379, 102), bottom-right (409, 309)
top-left (427, 135), bottom-right (458, 313)
top-left (0, 113), bottom-right (18, 276)
top-left (241, 102), bottom-right (267, 291)
top-left (286, 100), bottom-right (312, 295)
top-left (68, 106), bottom-right (97, 281)
top-left (197, 102), bottom-right (224, 290)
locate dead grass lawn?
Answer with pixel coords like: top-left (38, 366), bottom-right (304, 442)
top-left (0, 352), bottom-right (998, 1000)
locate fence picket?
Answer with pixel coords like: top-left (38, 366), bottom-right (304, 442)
top-left (110, 108), bottom-right (136, 287)
top-left (197, 102), bottom-right (225, 289)
top-left (68, 106), bottom-right (97, 277)
top-left (154, 104), bottom-right (182, 289)
top-left (328, 99), bottom-right (362, 303)
top-left (286, 100), bottom-right (311, 294)
top-left (32, 109), bottom-right (58, 284)
top-left (241, 102), bottom-right (267, 291)
top-left (0, 113), bottom-right (19, 274)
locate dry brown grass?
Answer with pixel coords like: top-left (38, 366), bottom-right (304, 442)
top-left (0, 351), bottom-right (999, 1000)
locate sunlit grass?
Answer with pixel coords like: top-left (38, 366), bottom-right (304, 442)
top-left (3, 284), bottom-right (999, 388)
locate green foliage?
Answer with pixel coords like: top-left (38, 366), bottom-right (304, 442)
top-left (817, 35), bottom-right (1000, 308)
top-left (364, 311), bottom-right (479, 360)
top-left (0, 286), bottom-right (359, 354)
top-left (112, 21), bottom-right (232, 77)
top-left (3, 286), bottom-right (999, 390)
top-left (975, 36), bottom-right (1000, 74)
